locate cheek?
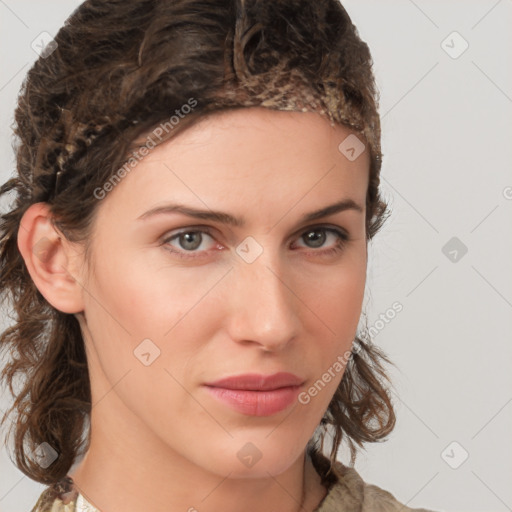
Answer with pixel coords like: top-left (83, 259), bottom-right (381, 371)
top-left (82, 248), bottom-right (228, 380)
top-left (80, 253), bottom-right (209, 426)
top-left (319, 275), bottom-right (364, 327)
top-left (304, 252), bottom-right (366, 337)
top-left (297, 249), bottom-right (366, 394)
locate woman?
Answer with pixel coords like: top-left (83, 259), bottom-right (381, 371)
top-left (0, 1), bottom-right (437, 511)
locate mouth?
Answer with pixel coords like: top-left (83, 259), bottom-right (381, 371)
top-left (203, 372), bottom-right (305, 416)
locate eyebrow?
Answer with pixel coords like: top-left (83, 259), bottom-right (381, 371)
top-left (137, 198), bottom-right (364, 227)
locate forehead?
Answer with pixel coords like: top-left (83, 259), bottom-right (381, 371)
top-left (96, 107), bottom-right (370, 224)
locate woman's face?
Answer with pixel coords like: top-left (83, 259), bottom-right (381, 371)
top-left (77, 107), bottom-right (369, 478)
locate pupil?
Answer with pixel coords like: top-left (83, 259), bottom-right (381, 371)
top-left (181, 232), bottom-right (201, 250)
top-left (306, 230), bottom-right (325, 248)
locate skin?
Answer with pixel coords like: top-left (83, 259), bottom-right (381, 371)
top-left (18, 107), bottom-right (370, 512)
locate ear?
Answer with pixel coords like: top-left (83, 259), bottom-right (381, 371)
top-left (17, 202), bottom-right (86, 314)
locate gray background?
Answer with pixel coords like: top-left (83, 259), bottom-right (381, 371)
top-left (1, 1), bottom-right (511, 511)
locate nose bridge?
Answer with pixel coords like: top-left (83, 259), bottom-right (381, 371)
top-left (227, 242), bottom-right (300, 350)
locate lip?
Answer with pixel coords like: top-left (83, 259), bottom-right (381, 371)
top-left (203, 372), bottom-right (304, 416)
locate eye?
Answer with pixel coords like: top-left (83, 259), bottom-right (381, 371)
top-left (162, 228), bottom-right (218, 259)
top-left (162, 225), bottom-right (349, 260)
top-left (293, 226), bottom-right (349, 256)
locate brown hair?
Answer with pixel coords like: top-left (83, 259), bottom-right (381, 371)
top-left (0, 0), bottom-right (395, 485)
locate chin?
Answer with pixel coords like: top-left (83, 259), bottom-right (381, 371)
top-left (197, 436), bottom-right (304, 479)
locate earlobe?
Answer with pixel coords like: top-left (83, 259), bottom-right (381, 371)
top-left (17, 202), bottom-right (86, 314)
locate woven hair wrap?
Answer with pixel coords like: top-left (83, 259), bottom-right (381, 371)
top-left (36, 48), bottom-right (381, 200)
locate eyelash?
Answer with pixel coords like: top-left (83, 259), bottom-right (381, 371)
top-left (161, 225), bottom-right (350, 260)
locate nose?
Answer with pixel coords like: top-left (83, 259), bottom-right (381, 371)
top-left (225, 249), bottom-right (301, 352)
